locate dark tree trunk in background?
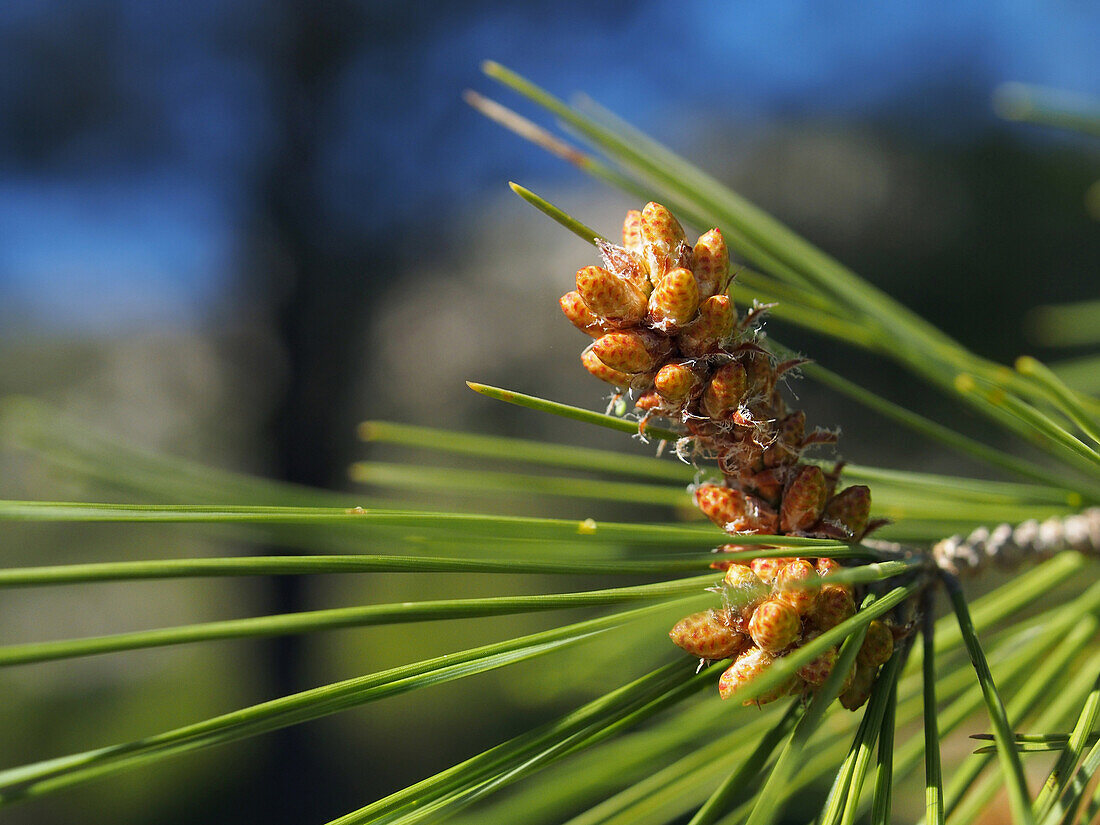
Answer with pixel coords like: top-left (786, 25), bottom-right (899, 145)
top-left (247, 3), bottom-right (375, 821)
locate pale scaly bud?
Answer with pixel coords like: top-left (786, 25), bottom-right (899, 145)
top-left (669, 609), bottom-right (747, 659)
top-left (858, 620), bottom-right (894, 667)
top-left (580, 350), bottom-right (635, 388)
top-left (591, 331), bottom-right (669, 373)
top-left (840, 663), bottom-right (877, 711)
top-left (807, 584), bottom-right (856, 631)
top-left (749, 556), bottom-right (795, 583)
top-left (694, 485), bottom-right (779, 534)
top-left (703, 362), bottom-right (748, 419)
top-left (640, 202), bottom-right (686, 284)
top-left (648, 267), bottom-right (700, 329)
top-left (719, 647), bottom-right (794, 705)
top-left (560, 291), bottom-right (609, 338)
top-left (776, 559), bottom-right (819, 614)
top-left (678, 295), bottom-right (736, 356)
top-left (654, 362), bottom-right (700, 402)
top-left (824, 485), bottom-right (872, 539)
top-left (748, 598), bottom-right (802, 653)
top-left (780, 465), bottom-right (828, 534)
top-left (575, 265), bottom-right (647, 326)
top-left (622, 209), bottom-right (644, 256)
top-left (692, 227), bottom-right (730, 298)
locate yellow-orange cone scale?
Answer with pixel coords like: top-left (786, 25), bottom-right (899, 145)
top-left (718, 647), bottom-right (793, 705)
top-left (748, 598), bottom-right (802, 653)
top-left (655, 362), bottom-right (699, 402)
top-left (858, 620), bottom-right (894, 667)
top-left (692, 227), bottom-right (729, 299)
top-left (749, 556), bottom-right (794, 583)
top-left (560, 291), bottom-right (607, 337)
top-left (648, 267), bottom-right (700, 328)
top-left (776, 559), bottom-right (819, 614)
top-left (591, 330), bottom-right (667, 373)
top-left (780, 465), bottom-right (829, 533)
top-left (824, 485), bottom-right (872, 539)
top-left (639, 202), bottom-right (685, 284)
top-left (580, 350), bottom-right (634, 387)
top-left (669, 609), bottom-right (747, 659)
top-left (622, 209), bottom-right (644, 256)
top-left (808, 584), bottom-right (856, 631)
top-left (575, 265), bottom-right (646, 326)
top-left (678, 294), bottom-right (735, 356)
top-left (797, 637), bottom-right (838, 686)
top-left (703, 362), bottom-right (748, 419)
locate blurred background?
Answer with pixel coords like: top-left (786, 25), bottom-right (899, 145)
top-left (0, 1), bottom-right (1098, 823)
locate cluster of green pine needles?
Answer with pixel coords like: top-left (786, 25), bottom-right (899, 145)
top-left (0, 65), bottom-right (1098, 824)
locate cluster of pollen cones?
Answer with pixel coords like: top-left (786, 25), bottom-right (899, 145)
top-left (669, 558), bottom-right (893, 708)
top-left (560, 202), bottom-right (892, 708)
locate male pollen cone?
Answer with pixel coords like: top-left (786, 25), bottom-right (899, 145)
top-left (669, 609), bottom-right (747, 659)
top-left (558, 202), bottom-right (892, 712)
